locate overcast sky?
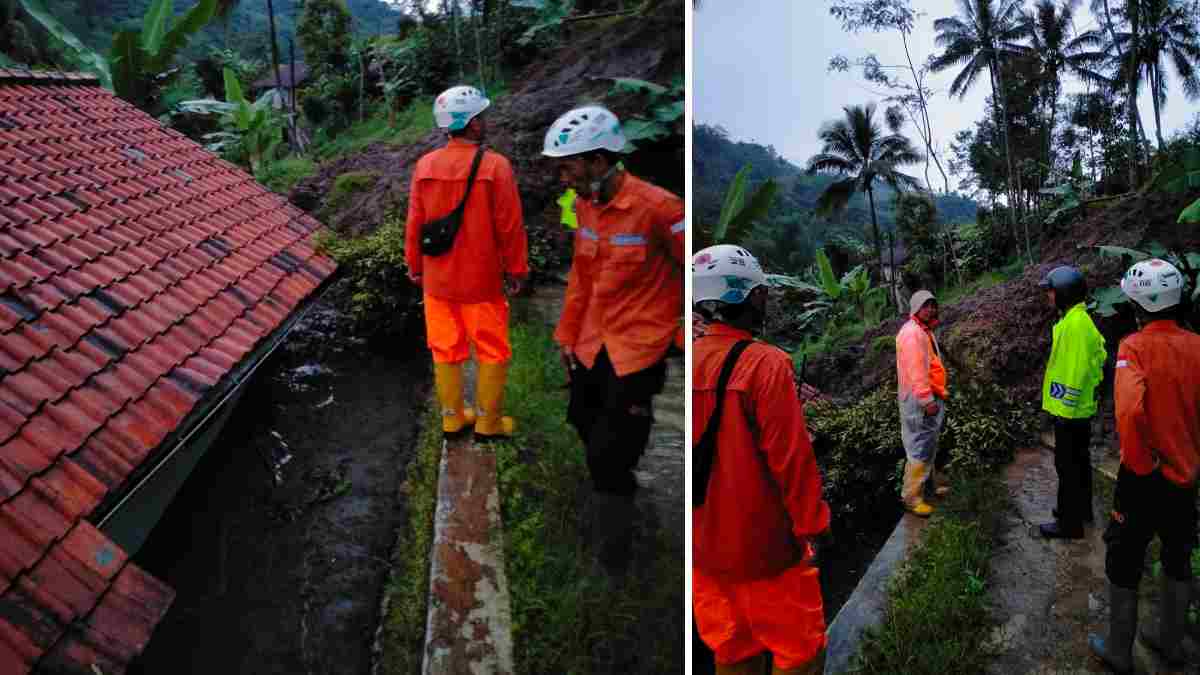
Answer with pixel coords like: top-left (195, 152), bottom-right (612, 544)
top-left (694, 1), bottom-right (1199, 187)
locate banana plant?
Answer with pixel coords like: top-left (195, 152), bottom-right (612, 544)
top-left (840, 264), bottom-right (888, 323)
top-left (15, 0), bottom-right (216, 111)
top-left (178, 68), bottom-right (281, 172)
top-left (697, 164), bottom-right (779, 250)
top-left (112, 0), bottom-right (218, 109)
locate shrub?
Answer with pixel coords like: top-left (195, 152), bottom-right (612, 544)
top-left (805, 373), bottom-right (1036, 522)
top-left (314, 210), bottom-right (418, 336)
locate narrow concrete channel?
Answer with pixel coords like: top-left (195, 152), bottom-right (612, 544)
top-left (128, 299), bottom-right (429, 675)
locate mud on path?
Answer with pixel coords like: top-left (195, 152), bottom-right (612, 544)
top-left (128, 291), bottom-right (429, 675)
top-left (989, 445), bottom-right (1199, 675)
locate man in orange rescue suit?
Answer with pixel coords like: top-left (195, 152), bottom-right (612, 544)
top-left (542, 105), bottom-right (684, 576)
top-left (1089, 259), bottom-right (1199, 673)
top-left (404, 85), bottom-right (528, 439)
top-left (692, 244), bottom-right (831, 675)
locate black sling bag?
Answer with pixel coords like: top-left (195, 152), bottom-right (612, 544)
top-left (419, 144), bottom-right (485, 257)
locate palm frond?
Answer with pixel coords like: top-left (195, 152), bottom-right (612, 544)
top-left (815, 177), bottom-right (858, 215)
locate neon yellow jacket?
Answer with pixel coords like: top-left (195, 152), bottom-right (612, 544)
top-left (1042, 302), bottom-right (1106, 419)
top-left (558, 189), bottom-right (578, 230)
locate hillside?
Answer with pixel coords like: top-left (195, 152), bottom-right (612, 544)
top-left (4, 0), bottom-right (402, 64)
top-left (693, 123), bottom-right (977, 265)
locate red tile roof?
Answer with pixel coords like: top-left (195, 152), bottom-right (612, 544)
top-left (0, 70), bottom-right (337, 673)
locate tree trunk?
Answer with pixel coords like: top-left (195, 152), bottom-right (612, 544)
top-left (1150, 63), bottom-right (1164, 149)
top-left (1127, 0), bottom-right (1142, 187)
top-left (866, 183), bottom-right (882, 277)
top-left (266, 0), bottom-right (286, 154)
top-left (902, 31), bottom-right (950, 193)
top-left (990, 60), bottom-right (1020, 243)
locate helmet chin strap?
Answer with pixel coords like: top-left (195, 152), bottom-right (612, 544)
top-left (589, 163), bottom-right (621, 202)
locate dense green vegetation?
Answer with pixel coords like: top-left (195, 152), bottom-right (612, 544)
top-left (694, 123), bottom-right (978, 274)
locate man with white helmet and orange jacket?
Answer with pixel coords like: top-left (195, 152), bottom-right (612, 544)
top-left (542, 105), bottom-right (684, 576)
top-left (692, 244), bottom-right (831, 675)
top-left (1090, 259), bottom-right (1199, 673)
top-left (405, 85), bottom-right (529, 440)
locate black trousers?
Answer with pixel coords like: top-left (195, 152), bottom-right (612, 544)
top-left (567, 348), bottom-right (666, 497)
top-left (1105, 466), bottom-right (1198, 589)
top-left (1053, 417), bottom-right (1093, 527)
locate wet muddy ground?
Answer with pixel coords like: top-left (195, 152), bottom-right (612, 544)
top-left (128, 297), bottom-right (428, 675)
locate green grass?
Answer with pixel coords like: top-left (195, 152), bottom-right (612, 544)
top-left (936, 259), bottom-right (1026, 307)
top-left (255, 156), bottom-right (317, 195)
top-left (377, 399), bottom-right (441, 675)
top-left (493, 317), bottom-right (684, 675)
top-left (850, 474), bottom-right (1008, 674)
top-left (310, 98), bottom-right (435, 162)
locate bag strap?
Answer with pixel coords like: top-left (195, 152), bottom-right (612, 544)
top-left (693, 339), bottom-right (753, 507)
top-left (451, 144), bottom-right (486, 217)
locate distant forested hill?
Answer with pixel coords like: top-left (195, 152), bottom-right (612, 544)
top-left (3, 0), bottom-right (402, 65)
top-left (694, 123), bottom-right (977, 235)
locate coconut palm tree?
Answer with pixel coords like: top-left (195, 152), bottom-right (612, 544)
top-left (806, 104), bottom-right (924, 272)
top-left (1027, 0), bottom-right (1092, 179)
top-left (929, 0), bottom-right (1031, 224)
top-left (1132, 0), bottom-right (1200, 148)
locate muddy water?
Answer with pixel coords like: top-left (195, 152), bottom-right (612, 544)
top-left (128, 300), bottom-right (428, 675)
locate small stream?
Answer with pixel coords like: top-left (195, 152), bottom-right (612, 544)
top-left (128, 299), bottom-right (429, 675)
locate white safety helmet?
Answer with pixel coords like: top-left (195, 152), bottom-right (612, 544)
top-left (1121, 258), bottom-right (1184, 313)
top-left (542, 105), bottom-right (627, 157)
top-left (693, 245), bottom-right (768, 306)
top-left (433, 85), bottom-right (490, 131)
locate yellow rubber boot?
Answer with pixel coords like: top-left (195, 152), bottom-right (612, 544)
top-left (434, 362), bottom-right (475, 434)
top-left (902, 460), bottom-right (935, 517)
top-left (474, 362), bottom-right (515, 438)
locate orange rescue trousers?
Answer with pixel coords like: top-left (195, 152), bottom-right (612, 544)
top-left (693, 563), bottom-right (827, 672)
top-left (423, 294), bottom-right (512, 364)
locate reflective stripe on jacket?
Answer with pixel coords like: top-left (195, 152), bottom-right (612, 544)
top-left (1042, 303), bottom-right (1106, 419)
top-left (554, 173), bottom-right (684, 377)
top-left (403, 138), bottom-right (529, 303)
top-left (692, 324), bottom-right (831, 582)
top-left (1115, 320), bottom-right (1200, 487)
top-left (896, 317), bottom-right (947, 404)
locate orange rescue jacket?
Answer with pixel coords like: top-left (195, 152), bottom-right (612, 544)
top-left (404, 138), bottom-right (529, 303)
top-left (554, 172), bottom-right (684, 377)
top-left (896, 316), bottom-right (947, 404)
top-left (1114, 320), bottom-right (1200, 487)
top-left (692, 324), bottom-right (832, 582)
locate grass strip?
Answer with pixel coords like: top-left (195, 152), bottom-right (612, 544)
top-left (494, 318), bottom-right (684, 675)
top-left (849, 474), bottom-right (1008, 675)
top-left (377, 399), bottom-right (441, 675)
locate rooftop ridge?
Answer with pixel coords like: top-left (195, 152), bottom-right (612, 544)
top-left (0, 68), bottom-right (102, 85)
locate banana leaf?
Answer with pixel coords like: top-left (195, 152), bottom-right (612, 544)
top-left (16, 0), bottom-right (113, 89)
top-left (1180, 197), bottom-right (1200, 224)
top-left (141, 0), bottom-right (173, 56)
top-left (815, 248), bottom-right (841, 299)
top-left (152, 0), bottom-right (217, 73)
top-left (715, 165), bottom-right (749, 240)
